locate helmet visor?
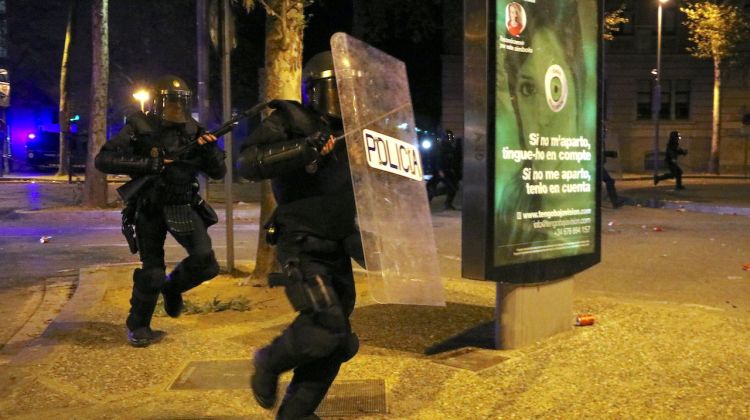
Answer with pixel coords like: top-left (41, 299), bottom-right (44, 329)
top-left (303, 77), bottom-right (341, 119)
top-left (154, 90), bottom-right (192, 123)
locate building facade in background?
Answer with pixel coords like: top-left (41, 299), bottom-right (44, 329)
top-left (441, 0), bottom-right (750, 174)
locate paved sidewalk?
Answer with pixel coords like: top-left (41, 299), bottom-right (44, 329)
top-left (0, 179), bottom-right (749, 418)
top-left (616, 176), bottom-right (750, 216)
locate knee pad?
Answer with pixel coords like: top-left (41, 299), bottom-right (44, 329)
top-left (339, 332), bottom-right (359, 362)
top-left (134, 267), bottom-right (166, 292)
top-left (183, 250), bottom-right (220, 282)
top-left (296, 330), bottom-right (341, 360)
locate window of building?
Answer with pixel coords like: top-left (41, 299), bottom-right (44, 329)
top-left (636, 80), bottom-right (652, 120)
top-left (636, 79), bottom-right (690, 120)
top-left (662, 8), bottom-right (676, 35)
top-left (673, 80), bottom-right (690, 119)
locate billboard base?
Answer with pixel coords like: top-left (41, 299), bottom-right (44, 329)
top-left (495, 277), bottom-right (573, 349)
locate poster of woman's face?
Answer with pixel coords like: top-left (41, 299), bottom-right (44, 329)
top-left (505, 2), bottom-right (526, 37)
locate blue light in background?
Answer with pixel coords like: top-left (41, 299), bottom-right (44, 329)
top-left (7, 107), bottom-right (57, 162)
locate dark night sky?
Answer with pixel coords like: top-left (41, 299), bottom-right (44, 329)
top-left (6, 0), bottom-right (443, 131)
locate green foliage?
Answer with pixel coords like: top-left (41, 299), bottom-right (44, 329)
top-left (680, 1), bottom-right (750, 60)
top-left (604, 7), bottom-right (629, 41)
top-left (154, 296), bottom-right (252, 316)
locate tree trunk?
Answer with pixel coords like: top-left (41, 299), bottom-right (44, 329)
top-left (57, 0), bottom-right (77, 176)
top-left (250, 0), bottom-right (305, 282)
top-left (708, 57), bottom-right (721, 174)
top-left (83, 0), bottom-right (109, 207)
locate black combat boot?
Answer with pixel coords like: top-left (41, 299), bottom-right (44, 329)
top-left (251, 347), bottom-right (280, 409)
top-left (126, 268), bottom-right (163, 347)
top-left (161, 274), bottom-right (184, 318)
top-left (127, 327), bottom-right (165, 348)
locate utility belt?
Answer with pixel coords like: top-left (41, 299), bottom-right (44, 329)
top-left (159, 181), bottom-right (199, 206)
top-left (121, 190), bottom-right (219, 254)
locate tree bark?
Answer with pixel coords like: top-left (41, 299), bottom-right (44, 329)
top-left (57, 0), bottom-right (77, 176)
top-left (709, 57), bottom-right (721, 174)
top-left (83, 0), bottom-right (109, 207)
top-left (250, 0), bottom-right (305, 282)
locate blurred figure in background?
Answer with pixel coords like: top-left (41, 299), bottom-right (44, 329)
top-left (426, 130), bottom-right (461, 210)
top-left (654, 131), bottom-right (688, 190)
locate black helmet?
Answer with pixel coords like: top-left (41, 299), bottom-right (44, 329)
top-left (302, 51), bottom-right (341, 119)
top-left (152, 75), bottom-right (192, 123)
top-left (668, 131), bottom-right (681, 145)
top-left (446, 130), bottom-right (455, 144)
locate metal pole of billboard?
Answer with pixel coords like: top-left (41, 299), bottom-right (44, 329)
top-left (494, 279), bottom-right (574, 349)
top-left (652, 0), bottom-right (668, 179)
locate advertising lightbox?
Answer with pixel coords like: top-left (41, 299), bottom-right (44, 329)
top-left (463, 0), bottom-right (601, 283)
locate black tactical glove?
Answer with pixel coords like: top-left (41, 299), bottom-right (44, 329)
top-left (146, 156), bottom-right (164, 174)
top-left (304, 130), bottom-right (333, 153)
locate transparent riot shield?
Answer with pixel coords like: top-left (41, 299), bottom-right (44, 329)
top-left (331, 33), bottom-right (445, 306)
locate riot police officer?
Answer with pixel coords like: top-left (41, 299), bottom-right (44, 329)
top-left (95, 75), bottom-right (226, 347)
top-left (237, 51), bottom-right (362, 420)
top-left (427, 130), bottom-right (460, 210)
top-left (654, 130), bottom-right (688, 190)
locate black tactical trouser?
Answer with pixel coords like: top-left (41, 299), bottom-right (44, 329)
top-left (656, 161), bottom-right (684, 187)
top-left (602, 169), bottom-right (619, 207)
top-left (126, 206), bottom-right (219, 331)
top-left (427, 169), bottom-right (459, 207)
top-left (258, 230), bottom-right (360, 420)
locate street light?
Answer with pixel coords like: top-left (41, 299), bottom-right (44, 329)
top-left (652, 0), bottom-right (669, 181)
top-left (132, 89), bottom-right (150, 113)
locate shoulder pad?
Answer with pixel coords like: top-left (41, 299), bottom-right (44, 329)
top-left (125, 112), bottom-right (158, 136)
top-left (183, 118), bottom-right (202, 137)
top-left (268, 99), bottom-right (323, 136)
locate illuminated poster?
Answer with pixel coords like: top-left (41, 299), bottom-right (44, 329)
top-left (493, 0), bottom-right (598, 266)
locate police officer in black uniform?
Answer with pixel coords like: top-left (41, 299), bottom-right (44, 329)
top-left (654, 130), bottom-right (688, 190)
top-left (427, 130), bottom-right (460, 210)
top-left (237, 51), bottom-right (362, 420)
top-left (95, 75), bottom-right (226, 347)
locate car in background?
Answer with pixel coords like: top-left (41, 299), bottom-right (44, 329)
top-left (25, 131), bottom-right (87, 171)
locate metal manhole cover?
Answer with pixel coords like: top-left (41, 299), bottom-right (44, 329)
top-left (171, 359), bottom-right (250, 390)
top-left (171, 360), bottom-right (387, 416)
top-left (430, 347), bottom-right (509, 371)
top-left (280, 379), bottom-right (387, 417)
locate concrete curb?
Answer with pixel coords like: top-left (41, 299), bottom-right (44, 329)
top-left (5, 264), bottom-right (117, 366)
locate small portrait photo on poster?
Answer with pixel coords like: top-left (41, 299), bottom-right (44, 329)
top-left (506, 2), bottom-right (527, 37)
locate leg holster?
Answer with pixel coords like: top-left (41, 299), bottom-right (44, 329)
top-left (269, 258), bottom-right (338, 314)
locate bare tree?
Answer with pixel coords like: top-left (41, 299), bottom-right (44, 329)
top-left (681, 1), bottom-right (750, 174)
top-left (240, 0), bottom-right (306, 282)
top-left (57, 0), bottom-right (77, 176)
top-left (83, 0), bottom-right (109, 207)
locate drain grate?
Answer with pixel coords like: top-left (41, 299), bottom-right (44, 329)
top-left (170, 359), bottom-right (250, 390)
top-left (171, 360), bottom-right (387, 416)
top-left (280, 379), bottom-right (387, 417)
top-left (430, 347), bottom-right (509, 371)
